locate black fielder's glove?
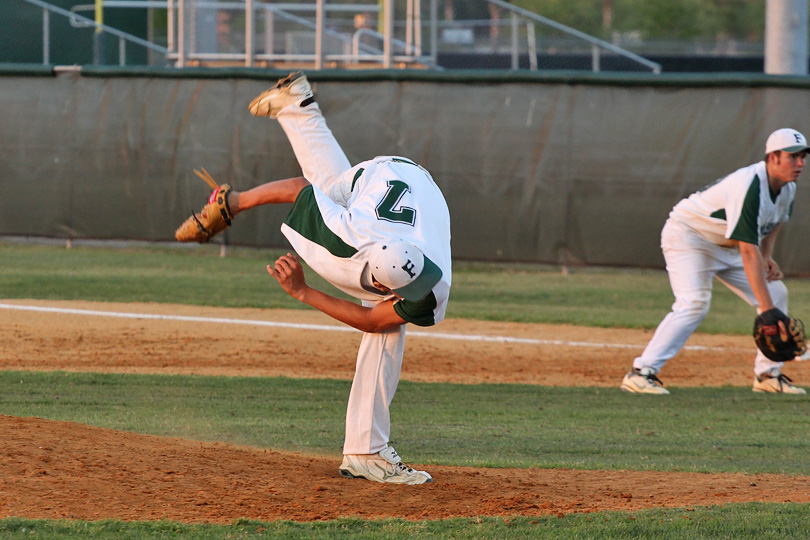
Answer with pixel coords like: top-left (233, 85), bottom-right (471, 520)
top-left (753, 308), bottom-right (807, 362)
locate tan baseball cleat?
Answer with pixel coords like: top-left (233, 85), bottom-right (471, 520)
top-left (620, 367), bottom-right (670, 395)
top-left (752, 373), bottom-right (806, 394)
top-left (248, 71), bottom-right (315, 119)
top-left (339, 446), bottom-right (433, 485)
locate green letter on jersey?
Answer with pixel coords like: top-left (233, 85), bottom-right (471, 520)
top-left (376, 180), bottom-right (416, 225)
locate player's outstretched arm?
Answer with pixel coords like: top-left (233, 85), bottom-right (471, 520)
top-left (230, 176), bottom-right (310, 216)
top-left (177, 173), bottom-right (310, 244)
top-left (268, 253), bottom-right (406, 333)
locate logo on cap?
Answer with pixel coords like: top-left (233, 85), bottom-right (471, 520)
top-left (402, 260), bottom-right (417, 278)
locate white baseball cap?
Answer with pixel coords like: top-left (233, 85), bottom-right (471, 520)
top-left (367, 240), bottom-right (443, 302)
top-left (765, 128), bottom-right (810, 154)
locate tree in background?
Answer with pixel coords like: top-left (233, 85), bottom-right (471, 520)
top-left (341, 0), bottom-right (768, 44)
top-left (509, 0), bottom-right (767, 42)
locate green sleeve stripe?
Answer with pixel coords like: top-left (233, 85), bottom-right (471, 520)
top-left (350, 168), bottom-right (364, 193)
top-left (283, 185), bottom-right (358, 258)
top-left (729, 175), bottom-right (760, 244)
top-left (710, 209), bottom-right (726, 220)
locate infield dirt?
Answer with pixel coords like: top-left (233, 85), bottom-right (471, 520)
top-left (2, 300), bottom-right (809, 523)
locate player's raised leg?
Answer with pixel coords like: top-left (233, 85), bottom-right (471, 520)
top-left (248, 72), bottom-right (351, 201)
top-left (248, 71), bottom-right (315, 119)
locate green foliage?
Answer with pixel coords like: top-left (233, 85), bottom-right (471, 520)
top-left (632, 0), bottom-right (713, 39)
top-left (513, 0), bottom-right (768, 40)
top-left (516, 0), bottom-right (605, 35)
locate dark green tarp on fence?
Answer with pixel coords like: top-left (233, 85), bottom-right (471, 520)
top-left (2, 67), bottom-right (809, 274)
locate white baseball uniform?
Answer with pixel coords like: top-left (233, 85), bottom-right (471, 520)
top-left (274, 102), bottom-right (452, 455)
top-left (634, 161), bottom-right (795, 377)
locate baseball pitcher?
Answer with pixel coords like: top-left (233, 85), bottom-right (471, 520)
top-left (177, 72), bottom-right (451, 484)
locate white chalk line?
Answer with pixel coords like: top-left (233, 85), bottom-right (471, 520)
top-left (0, 303), bottom-right (745, 352)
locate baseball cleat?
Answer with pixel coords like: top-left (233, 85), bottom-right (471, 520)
top-left (248, 71), bottom-right (315, 118)
top-left (752, 373), bottom-right (806, 394)
top-left (620, 367), bottom-right (670, 394)
top-left (339, 446), bottom-right (433, 485)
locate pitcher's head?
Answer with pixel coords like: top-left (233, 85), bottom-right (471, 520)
top-left (367, 240), bottom-right (442, 301)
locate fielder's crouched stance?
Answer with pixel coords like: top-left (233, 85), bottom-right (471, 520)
top-left (176, 72), bottom-right (451, 485)
top-left (621, 128), bottom-right (809, 395)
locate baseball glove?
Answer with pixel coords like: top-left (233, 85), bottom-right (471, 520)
top-left (175, 169), bottom-right (234, 243)
top-left (753, 307), bottom-right (807, 362)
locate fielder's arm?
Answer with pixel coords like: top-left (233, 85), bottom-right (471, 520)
top-left (268, 253), bottom-right (406, 333)
top-left (739, 240), bottom-right (776, 312)
top-left (759, 224), bottom-right (784, 281)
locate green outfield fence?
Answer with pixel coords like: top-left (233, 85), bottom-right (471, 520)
top-left (2, 67), bottom-right (810, 274)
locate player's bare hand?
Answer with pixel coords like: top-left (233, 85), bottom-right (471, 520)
top-left (765, 258), bottom-right (784, 281)
top-left (267, 253), bottom-right (308, 299)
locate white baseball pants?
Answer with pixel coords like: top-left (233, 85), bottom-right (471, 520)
top-left (276, 102), bottom-right (408, 455)
top-left (634, 219), bottom-right (787, 377)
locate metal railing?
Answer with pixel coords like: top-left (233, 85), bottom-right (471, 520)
top-left (22, 0), bottom-right (169, 66)
top-left (18, 0), bottom-right (661, 73)
top-left (163, 0), bottom-right (438, 69)
top-left (486, 0), bottom-right (661, 73)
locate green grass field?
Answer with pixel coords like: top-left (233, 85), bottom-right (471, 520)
top-left (2, 242), bottom-right (810, 539)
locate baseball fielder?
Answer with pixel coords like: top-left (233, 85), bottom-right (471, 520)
top-left (621, 128), bottom-right (808, 395)
top-left (229, 73), bottom-right (451, 484)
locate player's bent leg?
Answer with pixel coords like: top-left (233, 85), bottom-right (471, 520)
top-left (622, 298), bottom-right (709, 394)
top-left (340, 325), bottom-right (416, 482)
top-left (343, 325), bottom-right (406, 455)
top-left (276, 102), bottom-right (353, 201)
top-left (729, 277), bottom-right (795, 375)
top-left (634, 303), bottom-right (708, 366)
top-left (339, 447), bottom-right (432, 485)
top-left (717, 267), bottom-right (788, 313)
top-left (249, 71), bottom-right (352, 199)
top-left (715, 267), bottom-right (802, 376)
top-left (634, 227), bottom-right (715, 370)
top-left (622, 238), bottom-right (714, 386)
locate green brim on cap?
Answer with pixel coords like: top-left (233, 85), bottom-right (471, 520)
top-left (780, 145), bottom-right (810, 154)
top-left (394, 255), bottom-right (443, 302)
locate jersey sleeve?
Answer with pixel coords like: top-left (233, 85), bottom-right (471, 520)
top-left (283, 185), bottom-right (357, 257)
top-left (726, 174), bottom-right (761, 245)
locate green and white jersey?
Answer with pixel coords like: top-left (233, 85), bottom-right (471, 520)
top-left (668, 161), bottom-right (795, 247)
top-left (281, 156), bottom-right (452, 327)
